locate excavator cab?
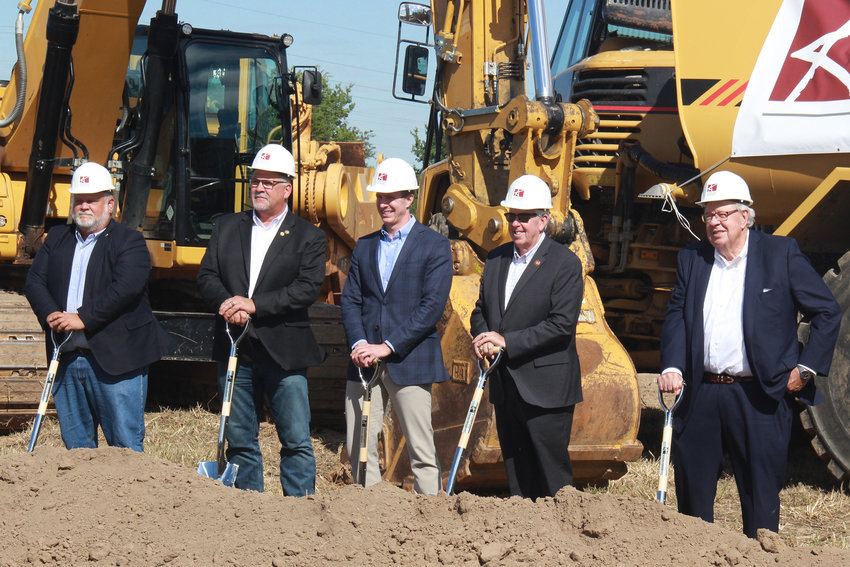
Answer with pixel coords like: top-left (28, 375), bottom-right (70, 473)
top-left (118, 26), bottom-right (291, 248)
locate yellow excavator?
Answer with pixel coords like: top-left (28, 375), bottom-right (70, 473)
top-left (0, 0), bottom-right (379, 428)
top-left (388, 0), bottom-right (643, 490)
top-left (541, 0), bottom-right (849, 481)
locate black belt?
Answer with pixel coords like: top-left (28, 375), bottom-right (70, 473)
top-left (64, 347), bottom-right (90, 356)
top-left (704, 372), bottom-right (753, 384)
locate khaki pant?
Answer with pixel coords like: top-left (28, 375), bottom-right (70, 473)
top-left (344, 366), bottom-right (440, 494)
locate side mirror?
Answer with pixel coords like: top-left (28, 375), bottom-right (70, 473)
top-left (398, 2), bottom-right (432, 27)
top-left (402, 45), bottom-right (428, 96)
top-left (302, 69), bottom-right (322, 105)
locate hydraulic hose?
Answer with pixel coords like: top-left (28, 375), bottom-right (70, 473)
top-left (0, 8), bottom-right (29, 128)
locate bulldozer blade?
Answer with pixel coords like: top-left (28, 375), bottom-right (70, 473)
top-left (197, 461), bottom-right (239, 487)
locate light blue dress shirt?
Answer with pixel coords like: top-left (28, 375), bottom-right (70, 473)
top-left (66, 226), bottom-right (107, 314)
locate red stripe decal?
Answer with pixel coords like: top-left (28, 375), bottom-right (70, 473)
top-left (592, 105), bottom-right (678, 113)
top-left (718, 81), bottom-right (748, 106)
top-left (700, 79), bottom-right (737, 106)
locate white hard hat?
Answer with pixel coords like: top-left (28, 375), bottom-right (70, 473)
top-left (367, 157), bottom-right (419, 193)
top-left (500, 174), bottom-right (552, 210)
top-left (69, 162), bottom-right (115, 194)
top-left (696, 171), bottom-right (752, 206)
top-left (251, 144), bottom-right (296, 177)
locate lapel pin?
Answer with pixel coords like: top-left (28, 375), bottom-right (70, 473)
top-left (533, 259), bottom-right (541, 266)
top-left (280, 230), bottom-right (290, 237)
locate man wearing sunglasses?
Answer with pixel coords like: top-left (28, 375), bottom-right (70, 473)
top-left (659, 170), bottom-right (841, 537)
top-left (198, 144), bottom-right (326, 495)
top-left (470, 174), bottom-right (584, 499)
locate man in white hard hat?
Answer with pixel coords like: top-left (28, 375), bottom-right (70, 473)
top-left (197, 143), bottom-right (326, 495)
top-left (340, 157), bottom-right (452, 494)
top-left (25, 162), bottom-right (173, 451)
top-left (470, 174), bottom-right (584, 499)
top-left (659, 170), bottom-right (841, 537)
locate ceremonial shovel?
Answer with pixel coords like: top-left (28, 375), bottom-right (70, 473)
top-left (198, 320), bottom-right (250, 486)
top-left (28, 330), bottom-right (73, 452)
top-left (446, 348), bottom-right (503, 494)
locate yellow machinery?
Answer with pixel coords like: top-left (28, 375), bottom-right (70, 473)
top-left (0, 0), bottom-right (380, 427)
top-left (387, 1), bottom-right (643, 489)
top-left (542, 0), bottom-right (850, 481)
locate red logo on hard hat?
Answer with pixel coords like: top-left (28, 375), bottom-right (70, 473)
top-left (260, 152), bottom-right (271, 160)
top-left (769, 0), bottom-right (850, 103)
top-left (513, 188), bottom-right (524, 198)
top-left (377, 173), bottom-right (387, 182)
top-left (80, 176), bottom-right (89, 183)
top-left (706, 183), bottom-right (717, 193)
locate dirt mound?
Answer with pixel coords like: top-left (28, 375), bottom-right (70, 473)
top-left (1, 448), bottom-right (848, 566)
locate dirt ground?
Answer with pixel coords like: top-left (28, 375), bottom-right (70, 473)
top-left (0, 373), bottom-right (848, 566)
top-left (0, 445), bottom-right (848, 567)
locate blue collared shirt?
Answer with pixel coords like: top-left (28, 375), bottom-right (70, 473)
top-left (66, 225), bottom-right (108, 314)
top-left (378, 216), bottom-right (416, 292)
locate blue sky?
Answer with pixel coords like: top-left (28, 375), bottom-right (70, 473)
top-left (1, 0), bottom-right (568, 166)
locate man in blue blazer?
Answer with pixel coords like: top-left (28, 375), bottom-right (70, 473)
top-left (25, 162), bottom-right (174, 451)
top-left (659, 171), bottom-right (841, 537)
top-left (340, 158), bottom-right (452, 494)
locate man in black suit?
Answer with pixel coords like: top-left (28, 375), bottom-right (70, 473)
top-left (197, 144), bottom-right (326, 495)
top-left (25, 162), bottom-right (173, 451)
top-left (659, 170), bottom-right (841, 537)
top-left (470, 174), bottom-right (584, 499)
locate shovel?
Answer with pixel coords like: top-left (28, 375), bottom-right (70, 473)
top-left (27, 330), bottom-right (74, 452)
top-left (656, 381), bottom-right (685, 504)
top-left (446, 347), bottom-right (503, 494)
top-left (355, 358), bottom-right (384, 486)
top-left (198, 319), bottom-right (250, 486)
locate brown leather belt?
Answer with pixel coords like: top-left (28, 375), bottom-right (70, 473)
top-left (704, 373), bottom-right (753, 384)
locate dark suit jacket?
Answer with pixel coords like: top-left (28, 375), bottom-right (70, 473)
top-left (196, 210), bottom-right (326, 370)
top-left (25, 221), bottom-right (173, 376)
top-left (340, 221), bottom-right (452, 385)
top-left (660, 229), bottom-right (841, 413)
top-left (470, 237), bottom-right (584, 409)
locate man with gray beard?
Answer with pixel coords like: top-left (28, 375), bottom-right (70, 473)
top-left (25, 162), bottom-right (173, 451)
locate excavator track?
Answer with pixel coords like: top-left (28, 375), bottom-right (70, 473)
top-left (800, 251), bottom-right (850, 482)
top-left (0, 290), bottom-right (50, 433)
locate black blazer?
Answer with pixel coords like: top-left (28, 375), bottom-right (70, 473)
top-left (470, 237), bottom-right (584, 409)
top-left (660, 229), bottom-right (841, 414)
top-left (197, 210), bottom-right (326, 370)
top-left (25, 221), bottom-right (174, 375)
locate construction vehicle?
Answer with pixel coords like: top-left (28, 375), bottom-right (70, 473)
top-left (389, 0), bottom-right (643, 490)
top-left (0, 0), bottom-right (380, 429)
top-left (543, 0), bottom-right (849, 481)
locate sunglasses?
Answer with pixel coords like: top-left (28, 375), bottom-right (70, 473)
top-left (505, 212), bottom-right (539, 223)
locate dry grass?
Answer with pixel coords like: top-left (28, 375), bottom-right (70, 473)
top-left (3, 406), bottom-right (848, 549)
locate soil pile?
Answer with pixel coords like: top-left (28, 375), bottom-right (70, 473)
top-left (1, 447), bottom-right (848, 566)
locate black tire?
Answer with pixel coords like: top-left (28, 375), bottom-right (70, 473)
top-left (801, 251), bottom-right (850, 482)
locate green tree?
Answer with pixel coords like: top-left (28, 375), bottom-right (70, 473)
top-left (410, 125), bottom-right (447, 174)
top-left (309, 72), bottom-right (375, 160)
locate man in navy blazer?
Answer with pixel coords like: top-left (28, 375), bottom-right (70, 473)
top-left (340, 158), bottom-right (452, 494)
top-left (25, 162), bottom-right (173, 451)
top-left (470, 174), bottom-right (584, 499)
top-left (659, 171), bottom-right (841, 537)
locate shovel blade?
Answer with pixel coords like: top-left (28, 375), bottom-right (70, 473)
top-left (197, 461), bottom-right (239, 487)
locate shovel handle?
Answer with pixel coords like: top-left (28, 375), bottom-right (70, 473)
top-left (356, 359), bottom-right (383, 486)
top-left (446, 349), bottom-right (503, 494)
top-left (656, 382), bottom-right (685, 504)
top-left (28, 331), bottom-right (73, 452)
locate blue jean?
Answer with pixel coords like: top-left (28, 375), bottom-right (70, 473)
top-left (219, 346), bottom-right (315, 495)
top-left (53, 352), bottom-right (148, 451)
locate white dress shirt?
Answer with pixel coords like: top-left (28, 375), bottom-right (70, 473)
top-left (505, 234), bottom-right (545, 310)
top-left (702, 234), bottom-right (752, 376)
top-left (248, 207), bottom-right (287, 298)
